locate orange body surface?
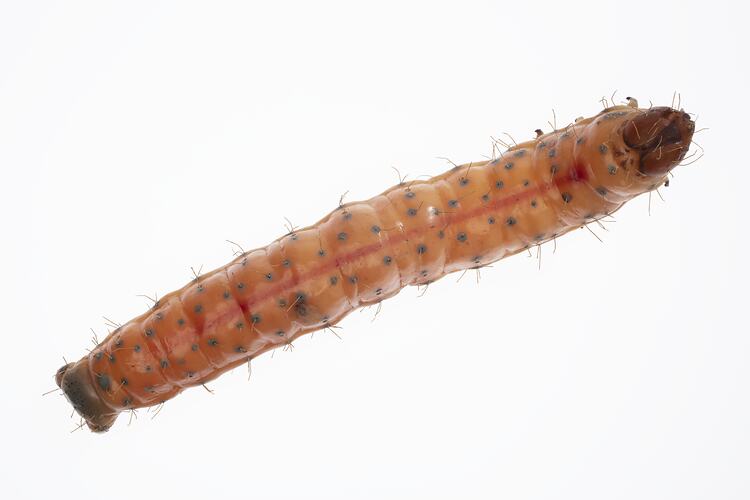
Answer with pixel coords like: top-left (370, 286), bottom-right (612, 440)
top-left (56, 101), bottom-right (695, 432)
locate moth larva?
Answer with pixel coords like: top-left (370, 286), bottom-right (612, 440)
top-left (56, 100), bottom-right (696, 432)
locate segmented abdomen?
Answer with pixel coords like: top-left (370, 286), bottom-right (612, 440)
top-left (87, 112), bottom-right (630, 412)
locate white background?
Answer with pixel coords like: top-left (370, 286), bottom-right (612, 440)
top-left (1, 1), bottom-right (748, 499)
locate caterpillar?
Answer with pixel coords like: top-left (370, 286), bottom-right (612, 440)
top-left (56, 99), bottom-right (695, 432)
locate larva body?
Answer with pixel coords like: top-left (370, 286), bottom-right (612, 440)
top-left (56, 102), bottom-right (695, 432)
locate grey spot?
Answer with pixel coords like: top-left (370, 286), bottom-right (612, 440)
top-left (96, 373), bottom-right (111, 391)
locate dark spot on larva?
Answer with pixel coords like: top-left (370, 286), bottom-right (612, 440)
top-left (108, 354), bottom-right (116, 363)
top-left (343, 211), bottom-right (352, 220)
top-left (407, 207), bottom-right (417, 216)
top-left (237, 282), bottom-right (245, 290)
top-left (160, 359), bottom-right (169, 369)
top-left (278, 298), bottom-right (287, 307)
top-left (115, 338), bottom-right (123, 348)
top-left (375, 288), bottom-right (383, 296)
top-left (186, 371), bottom-right (195, 378)
top-left (561, 132), bottom-right (570, 139)
top-left (596, 186), bottom-right (608, 196)
top-left (438, 230), bottom-right (445, 239)
top-left (421, 270), bottom-right (428, 277)
top-left (337, 232), bottom-right (347, 241)
top-left (534, 234), bottom-right (545, 241)
top-left (282, 259), bottom-right (291, 267)
top-left (371, 225), bottom-right (381, 234)
top-left (514, 150), bottom-right (526, 157)
top-left (223, 290), bottom-right (231, 299)
top-left (97, 373), bottom-right (111, 391)
top-left (457, 232), bottom-right (467, 242)
top-left (94, 352), bottom-right (103, 361)
top-left (383, 255), bottom-right (392, 265)
top-left (561, 192), bottom-right (573, 203)
top-left (194, 304), bottom-right (203, 313)
top-left (318, 248), bottom-right (326, 257)
top-left (482, 193), bottom-right (490, 202)
top-left (251, 314), bottom-right (261, 324)
top-left (523, 179), bottom-right (530, 186)
top-left (295, 304), bottom-right (308, 316)
top-left (473, 256), bottom-right (481, 264)
top-left (144, 384), bottom-right (154, 392)
top-left (296, 292), bottom-right (306, 303)
top-left (495, 180), bottom-right (504, 189)
top-left (276, 330), bottom-right (285, 337)
top-left (576, 137), bottom-right (585, 145)
top-left (321, 316), bottom-right (329, 324)
top-left (349, 276), bottom-right (358, 284)
top-left (448, 199), bottom-right (458, 208)
top-left (405, 191), bottom-right (415, 199)
top-left (290, 233), bottom-right (298, 240)
top-left (134, 344), bottom-right (141, 353)
top-left (177, 318), bottom-right (185, 327)
top-left (265, 273), bottom-right (273, 280)
top-left (505, 162), bottom-right (514, 170)
top-left (538, 141), bottom-right (547, 149)
top-left (197, 285), bottom-right (204, 293)
top-left (191, 343), bottom-right (199, 351)
top-left (120, 377), bottom-right (128, 386)
top-left (488, 216), bottom-right (496, 224)
top-left (330, 276), bottom-right (338, 285)
top-left (145, 328), bottom-right (154, 337)
top-left (122, 397), bottom-right (132, 407)
top-left (506, 217), bottom-right (517, 226)
top-left (548, 149), bottom-right (556, 158)
top-left (608, 164), bottom-right (617, 175)
top-left (416, 244), bottom-right (427, 254)
top-left (431, 207), bottom-right (441, 215)
top-left (599, 144), bottom-right (608, 154)
top-left (145, 365), bottom-right (152, 373)
top-left (208, 338), bottom-right (219, 346)
top-left (236, 321), bottom-right (245, 330)
top-left (550, 164), bottom-right (559, 175)
top-left (531, 199), bottom-right (537, 208)
top-left (459, 177), bottom-right (469, 186)
top-left (236, 346), bottom-right (247, 353)
top-left (603, 111), bottom-right (627, 119)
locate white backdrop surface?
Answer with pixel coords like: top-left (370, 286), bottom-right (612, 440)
top-left (1, 1), bottom-right (748, 499)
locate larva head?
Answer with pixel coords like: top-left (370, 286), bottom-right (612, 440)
top-left (56, 360), bottom-right (119, 432)
top-left (573, 104), bottom-right (695, 202)
top-left (621, 106), bottom-right (695, 176)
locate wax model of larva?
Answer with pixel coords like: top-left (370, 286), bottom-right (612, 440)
top-left (56, 99), bottom-right (696, 432)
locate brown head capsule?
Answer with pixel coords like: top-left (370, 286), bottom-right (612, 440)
top-left (621, 107), bottom-right (695, 176)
